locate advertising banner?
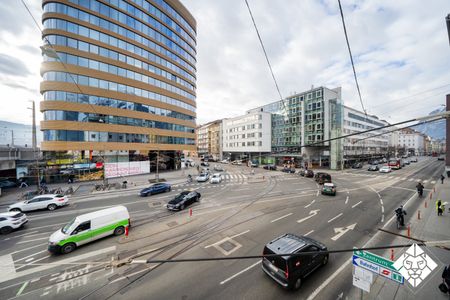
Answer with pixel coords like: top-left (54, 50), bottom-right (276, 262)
top-left (105, 161), bottom-right (150, 178)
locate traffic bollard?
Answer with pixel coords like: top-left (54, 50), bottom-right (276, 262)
top-left (425, 201), bottom-right (428, 208)
top-left (407, 224), bottom-right (411, 237)
top-left (391, 249), bottom-right (394, 261)
top-left (189, 208), bottom-right (193, 217)
top-left (125, 226), bottom-right (129, 237)
top-left (418, 210), bottom-right (421, 220)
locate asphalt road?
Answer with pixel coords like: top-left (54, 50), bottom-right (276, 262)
top-left (0, 157), bottom-right (444, 300)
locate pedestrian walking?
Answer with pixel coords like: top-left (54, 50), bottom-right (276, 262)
top-left (441, 174), bottom-right (445, 184)
top-left (19, 178), bottom-right (28, 188)
top-left (436, 199), bottom-right (443, 216)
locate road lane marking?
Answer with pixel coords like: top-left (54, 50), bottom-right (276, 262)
top-left (431, 180), bottom-right (436, 184)
top-left (316, 190), bottom-right (320, 196)
top-left (24, 258), bottom-right (34, 263)
top-left (16, 255), bottom-right (51, 271)
top-left (0, 246), bottom-right (116, 284)
top-left (304, 199), bottom-right (316, 208)
top-left (3, 231), bottom-right (39, 240)
top-left (327, 213), bottom-right (343, 223)
top-left (9, 243), bottom-right (48, 255)
top-left (16, 280), bottom-right (29, 296)
top-left (304, 230), bottom-right (314, 236)
top-left (205, 230), bottom-right (250, 249)
top-left (297, 210), bottom-right (320, 223)
top-left (16, 249), bottom-right (48, 262)
top-left (220, 261), bottom-right (260, 285)
top-left (307, 180), bottom-right (420, 300)
top-left (17, 237), bottom-right (49, 244)
top-left (270, 213), bottom-right (293, 223)
top-left (351, 201), bottom-right (362, 208)
top-left (345, 196), bottom-right (349, 204)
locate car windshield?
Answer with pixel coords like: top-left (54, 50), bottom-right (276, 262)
top-left (61, 218), bottom-right (76, 234)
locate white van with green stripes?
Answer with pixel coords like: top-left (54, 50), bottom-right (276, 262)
top-left (48, 206), bottom-right (130, 254)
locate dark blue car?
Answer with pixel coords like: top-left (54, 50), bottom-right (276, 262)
top-left (139, 183), bottom-right (171, 197)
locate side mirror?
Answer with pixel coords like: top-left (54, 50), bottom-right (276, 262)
top-left (71, 230), bottom-right (78, 235)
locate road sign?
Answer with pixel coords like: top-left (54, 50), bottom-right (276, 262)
top-left (353, 249), bottom-right (396, 271)
top-left (353, 255), bottom-right (404, 284)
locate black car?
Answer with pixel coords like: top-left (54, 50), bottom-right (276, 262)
top-left (139, 183), bottom-right (171, 196)
top-left (304, 170), bottom-right (314, 178)
top-left (166, 191), bottom-right (201, 211)
top-left (263, 164), bottom-right (277, 171)
top-left (262, 234), bottom-right (328, 290)
top-left (200, 162), bottom-right (209, 167)
top-left (314, 172), bottom-right (331, 184)
top-left (0, 180), bottom-right (18, 189)
top-left (352, 162), bottom-right (363, 169)
top-left (368, 165), bottom-right (379, 171)
top-left (282, 167), bottom-right (296, 174)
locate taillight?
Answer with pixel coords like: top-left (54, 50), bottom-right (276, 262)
top-left (285, 262), bottom-right (289, 279)
top-left (58, 198), bottom-right (65, 202)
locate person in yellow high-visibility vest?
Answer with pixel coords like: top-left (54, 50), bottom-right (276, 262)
top-left (436, 199), bottom-right (443, 216)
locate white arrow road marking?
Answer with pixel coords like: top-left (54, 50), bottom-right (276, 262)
top-left (297, 209), bottom-right (320, 223)
top-left (331, 223), bottom-right (357, 241)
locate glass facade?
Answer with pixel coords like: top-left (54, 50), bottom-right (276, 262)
top-left (41, 0), bottom-right (196, 151)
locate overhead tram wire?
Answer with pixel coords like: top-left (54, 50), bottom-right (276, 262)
top-left (337, 0), bottom-right (367, 117)
top-left (244, 0), bottom-right (290, 119)
top-left (351, 117), bottom-right (444, 145)
top-left (301, 110), bottom-right (450, 148)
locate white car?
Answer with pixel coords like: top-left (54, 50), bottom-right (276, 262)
top-left (221, 159), bottom-right (229, 164)
top-left (0, 212), bottom-right (28, 234)
top-left (210, 173), bottom-right (222, 184)
top-left (379, 166), bottom-right (392, 173)
top-left (9, 194), bottom-right (69, 212)
top-left (196, 173), bottom-right (210, 182)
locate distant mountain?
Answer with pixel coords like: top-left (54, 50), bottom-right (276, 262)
top-left (412, 106), bottom-right (446, 139)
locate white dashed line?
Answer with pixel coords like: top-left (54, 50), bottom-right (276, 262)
top-left (270, 213), bottom-right (293, 223)
top-left (304, 230), bottom-right (314, 237)
top-left (220, 261), bottom-right (260, 285)
top-left (327, 213), bottom-right (343, 223)
top-left (351, 201), bottom-right (362, 208)
top-left (304, 199), bottom-right (316, 208)
top-left (345, 196), bottom-right (349, 204)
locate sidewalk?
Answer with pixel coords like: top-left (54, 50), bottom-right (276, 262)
top-left (348, 179), bottom-right (450, 299)
top-left (0, 168), bottom-right (195, 207)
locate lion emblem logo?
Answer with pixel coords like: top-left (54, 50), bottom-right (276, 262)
top-left (393, 244), bottom-right (437, 287)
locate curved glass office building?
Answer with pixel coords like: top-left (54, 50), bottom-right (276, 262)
top-left (40, 0), bottom-right (196, 169)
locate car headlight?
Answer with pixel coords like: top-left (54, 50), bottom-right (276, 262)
top-left (48, 241), bottom-right (56, 246)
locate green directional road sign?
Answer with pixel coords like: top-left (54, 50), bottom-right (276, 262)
top-left (353, 249), bottom-right (396, 272)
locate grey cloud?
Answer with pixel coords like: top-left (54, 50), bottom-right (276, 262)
top-left (19, 44), bottom-right (40, 56)
top-left (0, 53), bottom-right (32, 76)
top-left (2, 81), bottom-right (37, 94)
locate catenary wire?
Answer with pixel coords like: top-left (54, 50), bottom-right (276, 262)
top-left (337, 0), bottom-right (367, 116)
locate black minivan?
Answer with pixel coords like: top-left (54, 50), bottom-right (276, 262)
top-left (262, 234), bottom-right (328, 290)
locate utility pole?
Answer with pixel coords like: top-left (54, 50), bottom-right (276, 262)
top-left (156, 150), bottom-right (159, 182)
top-left (28, 100), bottom-right (39, 190)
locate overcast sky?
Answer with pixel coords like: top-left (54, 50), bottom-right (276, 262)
top-left (0, 0), bottom-right (449, 126)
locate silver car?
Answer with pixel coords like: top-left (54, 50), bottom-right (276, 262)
top-left (9, 194), bottom-right (69, 212)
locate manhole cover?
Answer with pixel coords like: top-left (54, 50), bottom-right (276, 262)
top-left (152, 202), bottom-right (161, 206)
top-left (219, 241), bottom-right (237, 252)
top-left (167, 221), bottom-right (178, 227)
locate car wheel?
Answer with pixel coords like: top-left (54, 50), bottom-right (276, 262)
top-left (0, 226), bottom-right (13, 235)
top-left (9, 208), bottom-right (21, 212)
top-left (292, 277), bottom-right (302, 290)
top-left (113, 226), bottom-right (125, 236)
top-left (47, 204), bottom-right (57, 211)
top-left (180, 204), bottom-right (185, 210)
top-left (323, 255), bottom-right (329, 265)
top-left (61, 242), bottom-right (76, 254)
